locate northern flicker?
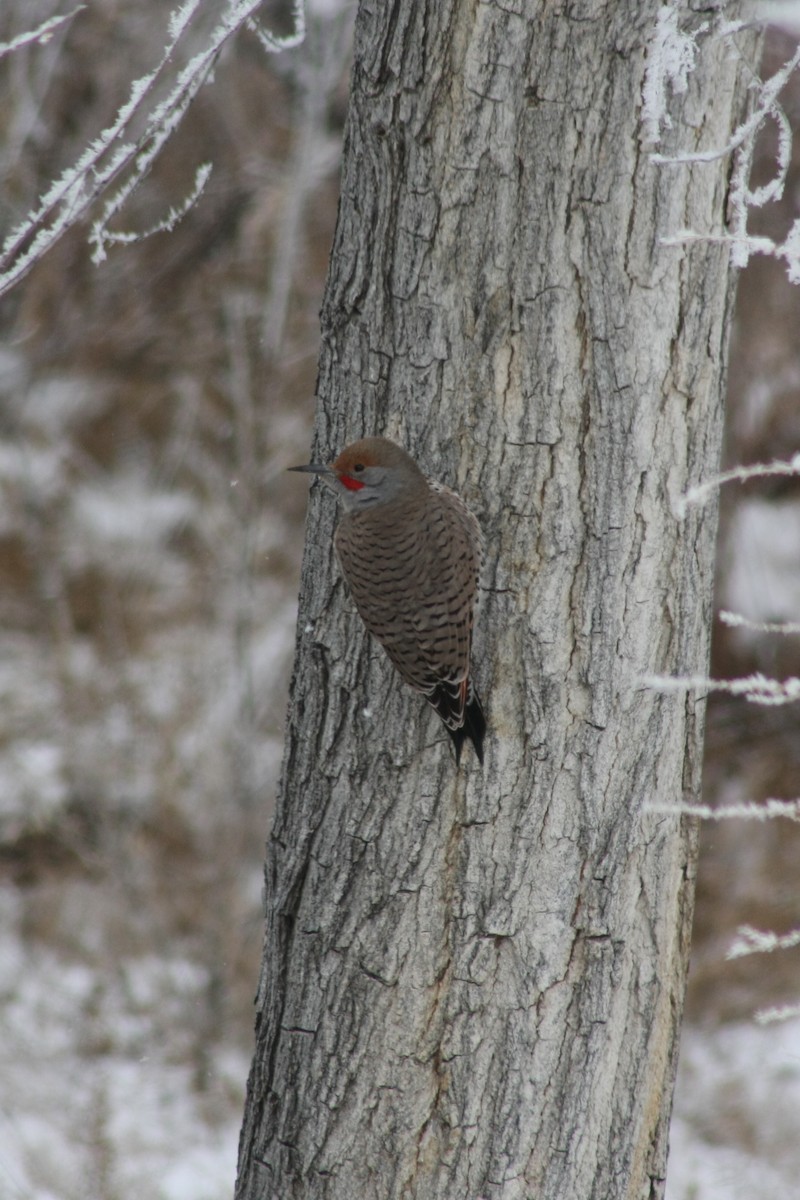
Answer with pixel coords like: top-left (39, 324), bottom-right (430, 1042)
top-left (290, 436), bottom-right (485, 764)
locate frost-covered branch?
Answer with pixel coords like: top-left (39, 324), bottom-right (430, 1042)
top-left (0, 0), bottom-right (306, 297)
top-left (755, 1001), bottom-right (800, 1025)
top-left (649, 39), bottom-right (800, 165)
top-left (644, 671), bottom-right (800, 705)
top-left (644, 11), bottom-right (800, 281)
top-left (647, 798), bottom-right (800, 822)
top-left (650, 449), bottom-right (800, 805)
top-left (88, 162), bottom-right (213, 257)
top-left (727, 924), bottom-right (800, 959)
top-left (247, 3), bottom-right (307, 55)
top-left (720, 609), bottom-right (800, 635)
top-left (730, 928), bottom-right (800, 1029)
top-left (0, 6), bottom-right (84, 59)
top-left (660, 223), bottom-right (800, 282)
top-left (673, 453), bottom-right (800, 518)
top-left (642, 6), bottom-right (707, 144)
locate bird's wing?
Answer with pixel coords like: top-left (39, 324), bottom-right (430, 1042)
top-left (334, 485), bottom-right (482, 713)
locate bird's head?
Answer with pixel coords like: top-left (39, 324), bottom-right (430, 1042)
top-left (289, 436), bottom-right (425, 511)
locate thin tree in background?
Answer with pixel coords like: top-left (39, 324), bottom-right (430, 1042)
top-left (235, 4), bottom-right (762, 1198)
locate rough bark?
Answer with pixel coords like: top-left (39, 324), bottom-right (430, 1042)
top-left (237, 4), bottom-right (759, 1198)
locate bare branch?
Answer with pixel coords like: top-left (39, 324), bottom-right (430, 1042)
top-left (755, 1001), bottom-right (800, 1025)
top-left (647, 799), bottom-right (800, 822)
top-left (0, 0), bottom-right (306, 298)
top-left (673, 453), bottom-right (800, 517)
top-left (643, 670), bottom-right (800, 705)
top-left (647, 15), bottom-right (800, 282)
top-left (719, 609), bottom-right (800, 636)
top-left (89, 162), bottom-right (213, 258)
top-left (727, 924), bottom-right (800, 959)
top-left (0, 6), bottom-right (84, 59)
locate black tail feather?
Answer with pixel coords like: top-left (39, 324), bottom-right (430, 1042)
top-left (434, 687), bottom-right (485, 766)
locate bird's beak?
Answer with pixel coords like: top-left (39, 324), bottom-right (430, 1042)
top-left (287, 462), bottom-right (332, 476)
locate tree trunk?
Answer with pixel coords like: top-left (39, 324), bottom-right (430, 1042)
top-left (237, 4), bottom-right (758, 1198)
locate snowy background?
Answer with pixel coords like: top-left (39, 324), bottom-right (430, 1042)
top-left (0, 5), bottom-right (799, 1198)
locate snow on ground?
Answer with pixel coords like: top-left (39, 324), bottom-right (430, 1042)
top-left (0, 370), bottom-right (299, 1200)
top-left (2, 949), bottom-right (799, 1200)
top-left (0, 913), bottom-right (248, 1200)
top-left (667, 1018), bottom-right (800, 1200)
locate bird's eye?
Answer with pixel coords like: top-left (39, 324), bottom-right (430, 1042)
top-left (353, 463), bottom-right (365, 472)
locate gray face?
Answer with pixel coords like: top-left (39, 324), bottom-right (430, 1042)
top-left (325, 464), bottom-right (406, 512)
top-left (289, 441), bottom-right (422, 513)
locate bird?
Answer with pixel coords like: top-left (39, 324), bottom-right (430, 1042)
top-left (289, 436), bottom-right (485, 764)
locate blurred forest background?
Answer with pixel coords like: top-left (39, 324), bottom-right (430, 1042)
top-left (0, 4), bottom-right (799, 1198)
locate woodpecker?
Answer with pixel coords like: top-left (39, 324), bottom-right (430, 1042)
top-left (290, 436), bottom-right (485, 764)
